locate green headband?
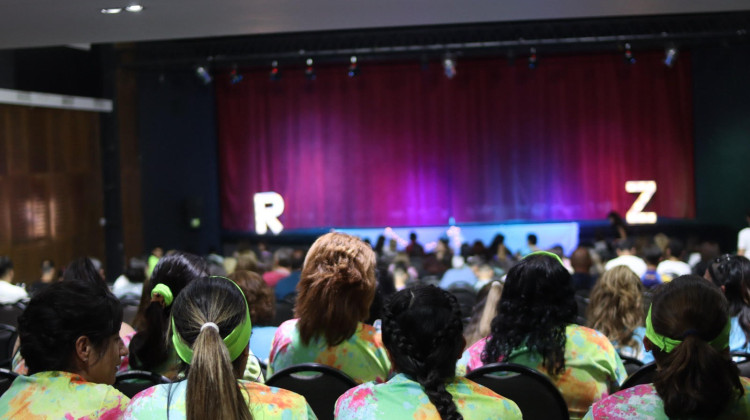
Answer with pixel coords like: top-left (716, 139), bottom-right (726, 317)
top-left (525, 250), bottom-right (565, 267)
top-left (171, 277), bottom-right (252, 364)
top-left (151, 283), bottom-right (174, 307)
top-left (645, 305), bottom-right (730, 353)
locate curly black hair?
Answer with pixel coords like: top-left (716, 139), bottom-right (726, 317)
top-left (481, 253), bottom-right (576, 376)
top-left (382, 285), bottom-right (465, 420)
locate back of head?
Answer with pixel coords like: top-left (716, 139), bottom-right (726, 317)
top-left (383, 285), bottom-right (464, 420)
top-left (616, 238), bottom-right (635, 253)
top-left (587, 266), bottom-right (643, 350)
top-left (707, 255), bottom-right (750, 343)
top-left (0, 256), bottom-right (13, 280)
top-left (273, 247), bottom-right (294, 268)
top-left (643, 244), bottom-right (663, 266)
top-left (19, 279), bottom-right (122, 377)
top-left (527, 234), bottom-right (538, 245)
top-left (171, 276), bottom-right (252, 420)
top-left (295, 232), bottom-right (376, 346)
top-left (649, 275), bottom-right (743, 418)
top-left (482, 252), bottom-right (576, 375)
top-left (129, 252), bottom-right (208, 371)
top-left (229, 270), bottom-right (276, 325)
top-left (63, 257), bottom-right (108, 289)
top-left (666, 239), bottom-right (684, 260)
top-left (570, 247), bottom-right (592, 273)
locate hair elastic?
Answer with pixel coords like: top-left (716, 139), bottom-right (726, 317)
top-left (200, 322), bottom-right (219, 333)
top-left (151, 283), bottom-right (174, 307)
top-left (645, 305), bottom-right (730, 353)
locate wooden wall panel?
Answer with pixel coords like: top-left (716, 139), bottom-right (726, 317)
top-left (0, 104), bottom-right (104, 285)
top-left (117, 67), bottom-right (143, 260)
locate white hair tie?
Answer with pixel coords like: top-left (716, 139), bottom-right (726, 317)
top-left (200, 322), bottom-right (219, 333)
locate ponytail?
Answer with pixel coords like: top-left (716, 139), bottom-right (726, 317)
top-left (129, 301), bottom-right (170, 370)
top-left (654, 336), bottom-right (742, 418)
top-left (186, 325), bottom-right (251, 420)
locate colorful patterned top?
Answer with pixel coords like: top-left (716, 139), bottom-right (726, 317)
top-left (730, 316), bottom-right (750, 353)
top-left (123, 379), bottom-right (317, 419)
top-left (457, 324), bottom-right (627, 420)
top-left (268, 319), bottom-right (391, 384)
top-left (335, 373), bottom-right (522, 420)
top-left (0, 371), bottom-right (129, 419)
top-left (583, 377), bottom-right (750, 419)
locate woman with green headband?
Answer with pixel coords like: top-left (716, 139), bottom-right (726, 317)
top-left (457, 251), bottom-right (627, 420)
top-left (585, 275), bottom-right (750, 419)
top-left (124, 276), bottom-right (316, 419)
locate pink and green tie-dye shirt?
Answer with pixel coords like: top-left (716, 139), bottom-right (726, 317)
top-left (123, 379), bottom-right (317, 419)
top-left (457, 324), bottom-right (627, 420)
top-left (334, 373), bottom-right (522, 420)
top-left (584, 377), bottom-right (750, 419)
top-left (0, 371), bottom-right (129, 419)
top-left (268, 319), bottom-right (391, 384)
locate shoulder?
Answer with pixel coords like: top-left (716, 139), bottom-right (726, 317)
top-left (451, 377), bottom-right (522, 417)
top-left (276, 319), bottom-right (299, 335)
top-left (567, 325), bottom-right (614, 347)
top-left (335, 381), bottom-right (380, 418)
top-left (240, 381), bottom-right (313, 416)
top-left (589, 384), bottom-right (663, 418)
top-left (125, 383), bottom-right (171, 416)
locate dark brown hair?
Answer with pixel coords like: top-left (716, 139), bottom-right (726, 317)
top-left (229, 270), bottom-right (276, 325)
top-left (295, 232), bottom-right (376, 346)
top-left (650, 275), bottom-right (744, 418)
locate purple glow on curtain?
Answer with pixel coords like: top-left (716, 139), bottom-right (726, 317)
top-left (216, 52), bottom-right (694, 231)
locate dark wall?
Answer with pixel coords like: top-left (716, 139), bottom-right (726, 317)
top-left (0, 51), bottom-right (14, 88)
top-left (13, 47), bottom-right (101, 97)
top-left (137, 71), bottom-right (221, 254)
top-left (693, 45), bottom-right (750, 233)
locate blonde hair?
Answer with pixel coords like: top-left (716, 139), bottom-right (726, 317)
top-left (587, 265), bottom-right (644, 355)
top-left (295, 232), bottom-right (376, 346)
top-left (171, 277), bottom-right (252, 420)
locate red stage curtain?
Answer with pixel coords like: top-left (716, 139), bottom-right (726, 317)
top-left (216, 51), bottom-right (694, 231)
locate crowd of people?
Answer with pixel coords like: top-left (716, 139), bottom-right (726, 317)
top-left (0, 222), bottom-right (749, 419)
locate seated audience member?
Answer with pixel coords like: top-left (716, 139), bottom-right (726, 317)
top-left (692, 239), bottom-right (721, 277)
top-left (28, 259), bottom-right (56, 297)
top-left (656, 239), bottom-right (692, 282)
top-left (128, 252), bottom-right (208, 378)
top-left (489, 233), bottom-right (515, 274)
top-left (422, 238), bottom-right (453, 277)
top-left (262, 247), bottom-right (293, 288)
top-left (112, 257), bottom-right (147, 300)
top-left (587, 266), bottom-right (653, 363)
top-left (463, 281), bottom-right (503, 348)
top-left (641, 244), bottom-right (663, 288)
top-left (439, 255), bottom-right (479, 289)
top-left (738, 211), bottom-right (750, 257)
top-left (406, 232), bottom-right (425, 258)
top-left (0, 256), bottom-right (28, 304)
top-left (124, 276), bottom-right (315, 419)
top-left (473, 263), bottom-right (496, 291)
top-left (585, 275), bottom-right (750, 419)
top-left (605, 239), bottom-right (647, 278)
top-left (458, 251), bottom-right (626, 420)
top-left (0, 280), bottom-right (129, 418)
top-left (336, 285), bottom-right (521, 420)
top-left (516, 233), bottom-right (541, 257)
top-left (273, 248), bottom-right (305, 300)
top-left (706, 254), bottom-right (750, 352)
top-left (268, 232), bottom-right (391, 383)
top-left (571, 247), bottom-right (596, 291)
top-left (229, 270), bottom-right (277, 365)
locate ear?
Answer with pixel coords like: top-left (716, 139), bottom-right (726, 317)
top-left (643, 336), bottom-right (653, 352)
top-left (75, 336), bottom-right (93, 364)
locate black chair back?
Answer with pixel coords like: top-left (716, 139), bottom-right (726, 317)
top-left (114, 370), bottom-right (171, 398)
top-left (618, 354), bottom-right (644, 376)
top-left (465, 362), bottom-right (569, 420)
top-left (271, 294), bottom-right (296, 327)
top-left (620, 362), bottom-right (657, 390)
top-left (447, 282), bottom-right (478, 319)
top-left (265, 363), bottom-right (357, 420)
top-left (0, 303), bottom-right (25, 329)
top-left (0, 324), bottom-right (17, 370)
top-left (0, 368), bottom-right (18, 397)
top-left (574, 294), bottom-right (589, 323)
top-left (731, 352), bottom-right (750, 377)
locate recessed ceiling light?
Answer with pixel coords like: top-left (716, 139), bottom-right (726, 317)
top-left (101, 7), bottom-right (123, 14)
top-left (125, 4), bottom-right (144, 12)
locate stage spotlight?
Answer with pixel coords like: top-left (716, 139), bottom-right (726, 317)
top-left (624, 43), bottom-right (636, 65)
top-left (348, 56), bottom-right (360, 78)
top-left (305, 58), bottom-right (316, 81)
top-left (528, 47), bottom-right (538, 70)
top-left (443, 54), bottom-right (456, 79)
top-left (270, 60), bottom-right (281, 81)
top-left (664, 47), bottom-right (678, 68)
top-left (229, 65), bottom-right (243, 85)
top-left (195, 66), bottom-right (212, 85)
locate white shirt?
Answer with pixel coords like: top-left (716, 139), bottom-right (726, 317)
top-left (656, 259), bottom-right (692, 280)
top-left (0, 280), bottom-right (28, 304)
top-left (111, 275), bottom-right (144, 300)
top-left (738, 227), bottom-right (750, 256)
top-left (604, 254), bottom-right (648, 278)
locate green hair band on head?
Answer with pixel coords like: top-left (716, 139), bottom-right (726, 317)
top-left (151, 283), bottom-right (174, 307)
top-left (525, 250), bottom-right (565, 267)
top-left (171, 277), bottom-right (252, 364)
top-left (645, 305), bottom-right (731, 353)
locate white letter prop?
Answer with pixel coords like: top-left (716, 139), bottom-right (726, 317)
top-left (254, 192), bottom-right (285, 235)
top-left (625, 181), bottom-right (657, 224)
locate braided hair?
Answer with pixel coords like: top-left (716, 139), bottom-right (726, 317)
top-left (382, 285), bottom-right (465, 420)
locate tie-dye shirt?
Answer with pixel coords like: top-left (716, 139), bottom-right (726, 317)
top-left (268, 319), bottom-right (391, 384)
top-left (584, 377), bottom-right (750, 419)
top-left (0, 371), bottom-right (129, 419)
top-left (457, 324), bottom-right (627, 420)
top-left (123, 379), bottom-right (317, 419)
top-left (334, 373), bottom-right (522, 420)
